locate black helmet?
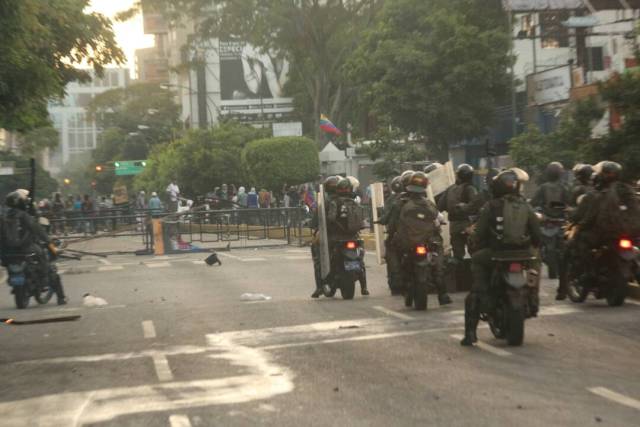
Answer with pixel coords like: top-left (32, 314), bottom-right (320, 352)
top-left (5, 189), bottom-right (30, 211)
top-left (573, 164), bottom-right (593, 184)
top-left (400, 170), bottom-right (415, 190)
top-left (391, 176), bottom-right (403, 194)
top-left (336, 178), bottom-right (353, 195)
top-left (546, 162), bottom-right (565, 181)
top-left (492, 170), bottom-right (520, 197)
top-left (456, 164), bottom-right (474, 183)
top-left (423, 162), bottom-right (442, 174)
top-left (593, 161), bottom-right (622, 184)
top-left (323, 176), bottom-right (340, 194)
top-left (406, 172), bottom-right (430, 194)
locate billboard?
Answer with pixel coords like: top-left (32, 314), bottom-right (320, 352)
top-left (218, 40), bottom-right (293, 120)
top-left (527, 65), bottom-right (572, 106)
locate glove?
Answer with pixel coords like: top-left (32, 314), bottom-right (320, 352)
top-left (48, 242), bottom-right (58, 256)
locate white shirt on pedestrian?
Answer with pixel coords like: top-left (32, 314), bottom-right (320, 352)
top-left (166, 183), bottom-right (180, 202)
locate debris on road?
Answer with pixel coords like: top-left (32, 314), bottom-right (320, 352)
top-left (1, 315), bottom-right (81, 325)
top-left (205, 252), bottom-right (222, 266)
top-left (82, 293), bottom-right (108, 307)
top-left (240, 293), bottom-right (272, 301)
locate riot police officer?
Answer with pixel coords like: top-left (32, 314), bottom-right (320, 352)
top-left (437, 164), bottom-right (478, 261)
top-left (378, 171), bottom-right (414, 295)
top-left (461, 170), bottom-right (541, 346)
top-left (570, 164), bottom-right (594, 206)
top-left (394, 172), bottom-right (452, 306)
top-left (380, 176), bottom-right (404, 295)
top-left (1, 189), bottom-right (67, 305)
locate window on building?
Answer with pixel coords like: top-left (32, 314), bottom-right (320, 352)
top-left (540, 11), bottom-right (570, 48)
top-left (76, 93), bottom-right (93, 108)
top-left (110, 71), bottom-right (120, 87)
top-left (586, 47), bottom-right (605, 71)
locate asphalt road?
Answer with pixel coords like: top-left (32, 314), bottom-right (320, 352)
top-left (0, 246), bottom-right (639, 427)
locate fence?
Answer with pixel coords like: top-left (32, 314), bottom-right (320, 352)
top-left (160, 207), bottom-right (310, 254)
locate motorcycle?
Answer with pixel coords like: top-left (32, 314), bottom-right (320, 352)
top-left (402, 243), bottom-right (437, 311)
top-left (538, 203), bottom-right (567, 279)
top-left (482, 252), bottom-right (539, 347)
top-left (323, 239), bottom-right (366, 300)
top-left (567, 237), bottom-right (636, 306)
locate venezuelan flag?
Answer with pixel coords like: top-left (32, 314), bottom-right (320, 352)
top-left (319, 114), bottom-right (342, 136)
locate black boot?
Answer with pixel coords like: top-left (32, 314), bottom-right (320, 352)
top-left (438, 294), bottom-right (452, 306)
top-left (311, 288), bottom-right (323, 298)
top-left (460, 314), bottom-right (479, 346)
top-left (460, 295), bottom-right (479, 346)
top-left (361, 283), bottom-right (370, 296)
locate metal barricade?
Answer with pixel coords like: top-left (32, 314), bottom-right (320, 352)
top-left (161, 207), bottom-right (308, 253)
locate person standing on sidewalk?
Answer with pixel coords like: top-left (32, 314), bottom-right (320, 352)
top-left (166, 179), bottom-right (180, 212)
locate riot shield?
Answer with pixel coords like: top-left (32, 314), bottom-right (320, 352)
top-left (426, 161), bottom-right (456, 254)
top-left (317, 185), bottom-right (331, 280)
top-left (370, 182), bottom-right (386, 265)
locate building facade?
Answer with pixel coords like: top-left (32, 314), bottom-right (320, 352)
top-left (47, 68), bottom-right (130, 175)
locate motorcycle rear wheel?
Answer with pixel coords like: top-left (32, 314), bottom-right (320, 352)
top-left (506, 306), bottom-right (525, 346)
top-left (413, 281), bottom-right (428, 311)
top-left (340, 276), bottom-right (355, 300)
top-left (14, 287), bottom-right (30, 309)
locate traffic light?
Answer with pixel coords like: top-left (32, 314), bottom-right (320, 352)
top-left (114, 161), bottom-right (121, 168)
top-left (63, 178), bottom-right (71, 185)
top-left (91, 181), bottom-right (97, 189)
top-left (95, 165), bottom-right (103, 172)
top-left (133, 161), bottom-right (147, 167)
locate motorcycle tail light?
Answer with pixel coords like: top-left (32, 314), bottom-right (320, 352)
top-left (415, 245), bottom-right (428, 256)
top-left (619, 238), bottom-right (633, 250)
top-left (345, 241), bottom-right (358, 250)
top-left (509, 263), bottom-right (523, 273)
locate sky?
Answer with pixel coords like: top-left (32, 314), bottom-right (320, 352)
top-left (89, 0), bottom-right (155, 77)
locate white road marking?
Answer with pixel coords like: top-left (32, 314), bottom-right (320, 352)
top-left (284, 256), bottom-right (308, 260)
top-left (146, 262), bottom-right (171, 268)
top-left (142, 320), bottom-right (156, 339)
top-left (58, 270), bottom-right (67, 275)
top-left (14, 346), bottom-right (208, 365)
top-left (97, 265), bottom-right (124, 272)
top-left (450, 334), bottom-right (513, 357)
top-left (372, 306), bottom-right (414, 320)
top-left (169, 414), bottom-right (193, 427)
top-left (218, 252), bottom-right (241, 260)
top-left (192, 260), bottom-right (206, 265)
top-left (259, 327), bottom-right (461, 350)
top-left (241, 258), bottom-right (267, 262)
top-left (98, 258), bottom-right (112, 265)
top-left (538, 305), bottom-right (581, 316)
top-left (286, 249), bottom-right (308, 254)
top-left (152, 354), bottom-right (174, 382)
top-left (589, 387), bottom-right (640, 411)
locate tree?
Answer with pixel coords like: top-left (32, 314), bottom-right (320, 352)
top-left (18, 127), bottom-right (59, 158)
top-left (88, 83), bottom-right (181, 193)
top-left (591, 71), bottom-right (640, 180)
top-left (134, 123), bottom-right (269, 198)
top-left (242, 137), bottom-right (320, 191)
top-left (348, 0), bottom-right (512, 158)
top-left (130, 0), bottom-right (381, 142)
top-left (0, 152), bottom-right (59, 200)
top-left (509, 97), bottom-right (605, 181)
top-left (0, 0), bottom-right (124, 131)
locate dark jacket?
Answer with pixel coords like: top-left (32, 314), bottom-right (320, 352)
top-left (531, 181), bottom-right (570, 218)
top-left (472, 195), bottom-right (541, 252)
top-left (1, 208), bottom-right (50, 255)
